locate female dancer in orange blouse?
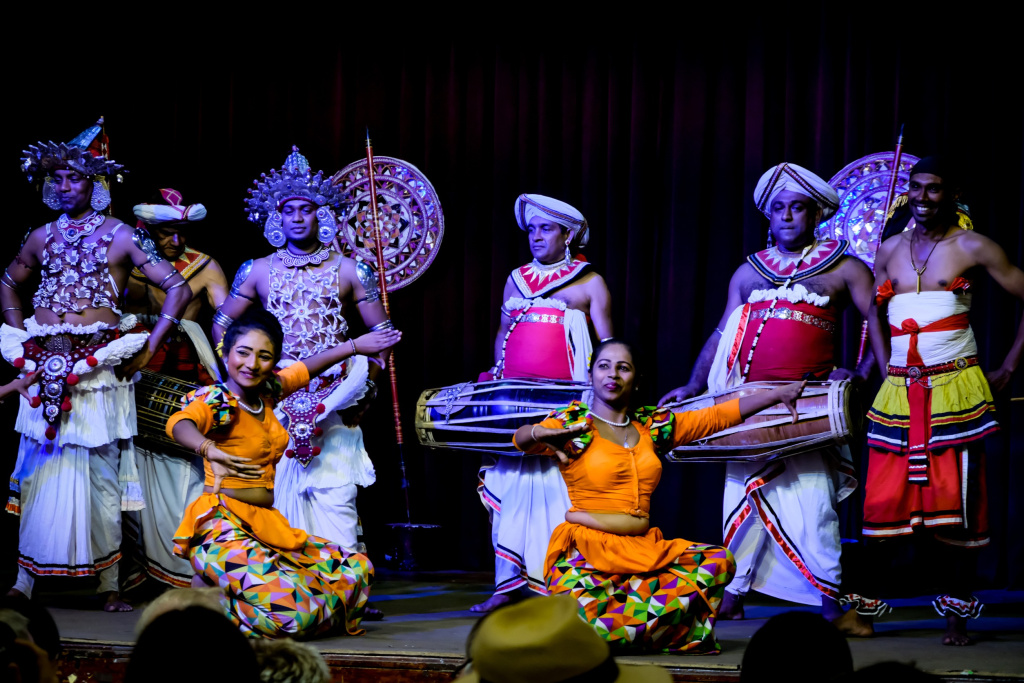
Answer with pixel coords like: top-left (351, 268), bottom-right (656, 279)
top-left (167, 309), bottom-right (399, 638)
top-left (515, 339), bottom-right (804, 653)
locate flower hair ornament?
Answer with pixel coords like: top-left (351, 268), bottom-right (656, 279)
top-left (245, 146), bottom-right (347, 248)
top-left (22, 117), bottom-right (125, 212)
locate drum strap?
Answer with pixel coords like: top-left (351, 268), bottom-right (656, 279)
top-left (180, 319), bottom-right (221, 381)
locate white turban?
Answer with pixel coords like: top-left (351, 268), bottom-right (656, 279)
top-left (514, 194), bottom-right (589, 248)
top-left (753, 163), bottom-right (839, 220)
top-left (133, 188), bottom-right (207, 225)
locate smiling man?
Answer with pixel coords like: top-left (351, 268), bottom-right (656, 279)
top-left (865, 156), bottom-right (1024, 645)
top-left (212, 147), bottom-right (392, 559)
top-left (473, 194), bottom-right (612, 612)
top-left (660, 163), bottom-right (877, 634)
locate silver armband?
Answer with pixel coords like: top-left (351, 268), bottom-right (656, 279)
top-left (355, 261), bottom-right (381, 304)
top-left (166, 278), bottom-right (189, 292)
top-left (213, 309), bottom-right (235, 328)
top-left (229, 259), bottom-right (255, 302)
top-left (132, 227), bottom-right (165, 266)
top-left (369, 320), bottom-right (394, 332)
top-left (160, 313), bottom-right (181, 326)
top-left (1, 271), bottom-right (19, 291)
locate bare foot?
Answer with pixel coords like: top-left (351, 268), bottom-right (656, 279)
top-left (832, 609), bottom-right (874, 637)
top-left (470, 592), bottom-right (511, 613)
top-left (102, 592), bottom-right (133, 612)
top-left (718, 591), bottom-right (745, 620)
top-left (942, 615), bottom-right (972, 646)
top-left (5, 588), bottom-right (26, 599)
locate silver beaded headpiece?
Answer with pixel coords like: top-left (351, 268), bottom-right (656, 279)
top-left (20, 119), bottom-right (125, 212)
top-left (245, 146), bottom-right (346, 247)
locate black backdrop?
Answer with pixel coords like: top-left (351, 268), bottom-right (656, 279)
top-left (2, 18), bottom-right (1021, 592)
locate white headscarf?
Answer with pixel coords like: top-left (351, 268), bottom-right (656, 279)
top-left (753, 163), bottom-right (839, 219)
top-left (514, 194), bottom-right (589, 249)
top-left (133, 188), bottom-right (207, 225)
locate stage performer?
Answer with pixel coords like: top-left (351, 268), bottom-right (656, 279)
top-left (3, 124), bottom-right (191, 611)
top-left (213, 147), bottom-right (392, 552)
top-left (659, 163), bottom-right (878, 634)
top-left (123, 188), bottom-right (229, 589)
top-left (474, 194), bottom-right (612, 612)
top-left (865, 156), bottom-right (1024, 646)
top-left (515, 339), bottom-right (806, 653)
top-left (169, 308), bottom-right (400, 638)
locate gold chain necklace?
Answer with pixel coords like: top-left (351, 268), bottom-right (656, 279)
top-left (909, 229), bottom-right (945, 294)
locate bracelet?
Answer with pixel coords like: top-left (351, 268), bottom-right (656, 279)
top-left (213, 310), bottom-right (234, 328)
top-left (365, 378), bottom-right (377, 394)
top-left (195, 439), bottom-right (214, 457)
top-left (350, 338), bottom-right (358, 356)
top-left (165, 279), bottom-right (189, 292)
top-left (714, 328), bottom-right (724, 336)
top-left (369, 320), bottom-right (394, 332)
top-left (160, 313), bottom-right (181, 326)
top-left (2, 307), bottom-right (21, 313)
top-left (157, 271), bottom-right (177, 288)
top-left (530, 424), bottom-right (539, 442)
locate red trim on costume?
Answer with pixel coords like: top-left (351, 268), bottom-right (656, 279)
top-left (727, 304), bottom-right (751, 372)
top-left (746, 239), bottom-right (848, 285)
top-left (18, 550), bottom-right (121, 578)
top-left (511, 258), bottom-right (590, 299)
top-left (131, 246), bottom-right (211, 283)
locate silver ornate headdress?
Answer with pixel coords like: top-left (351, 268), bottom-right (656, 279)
top-left (20, 118), bottom-right (125, 212)
top-left (245, 146), bottom-right (346, 247)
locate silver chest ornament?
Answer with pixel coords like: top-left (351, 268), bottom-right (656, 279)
top-left (278, 377), bottom-right (345, 466)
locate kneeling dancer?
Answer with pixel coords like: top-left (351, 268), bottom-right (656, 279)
top-left (168, 309), bottom-right (400, 638)
top-left (514, 339), bottom-right (805, 653)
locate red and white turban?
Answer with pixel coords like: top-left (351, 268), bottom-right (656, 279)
top-left (133, 188), bottom-right (207, 225)
top-left (754, 163), bottom-right (839, 220)
top-left (514, 194), bottom-right (589, 248)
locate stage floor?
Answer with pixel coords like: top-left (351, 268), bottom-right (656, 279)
top-left (49, 573), bottom-right (1024, 681)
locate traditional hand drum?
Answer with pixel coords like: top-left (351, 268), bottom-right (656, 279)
top-left (135, 370), bottom-right (199, 458)
top-left (416, 379), bottom-right (590, 455)
top-left (663, 380), bottom-right (857, 463)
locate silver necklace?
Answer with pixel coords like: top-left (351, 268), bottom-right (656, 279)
top-left (237, 396), bottom-right (264, 415)
top-left (279, 245), bottom-right (331, 268)
top-left (56, 212), bottom-right (104, 244)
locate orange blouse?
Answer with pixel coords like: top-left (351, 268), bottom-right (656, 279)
top-left (165, 362), bottom-right (310, 490)
top-left (516, 399), bottom-right (742, 518)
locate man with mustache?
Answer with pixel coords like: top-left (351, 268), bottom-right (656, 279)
top-left (3, 123), bottom-right (190, 611)
top-left (864, 156), bottom-right (1024, 645)
top-left (660, 163), bottom-right (878, 634)
top-left (123, 188), bottom-right (229, 590)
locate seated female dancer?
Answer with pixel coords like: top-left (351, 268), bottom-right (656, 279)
top-left (514, 339), bottom-right (805, 654)
top-left (167, 308), bottom-right (400, 639)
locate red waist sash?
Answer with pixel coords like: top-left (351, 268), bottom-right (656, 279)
top-left (890, 313), bottom-right (969, 367)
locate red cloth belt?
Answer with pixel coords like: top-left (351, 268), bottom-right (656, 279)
top-left (888, 356), bottom-right (978, 379)
top-left (890, 312), bottom-right (969, 367)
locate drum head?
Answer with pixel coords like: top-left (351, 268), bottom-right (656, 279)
top-left (331, 156), bottom-right (444, 291)
top-left (820, 151), bottom-right (920, 270)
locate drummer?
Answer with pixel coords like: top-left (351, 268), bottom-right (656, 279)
top-left (472, 194), bottom-right (612, 612)
top-left (660, 163), bottom-right (878, 634)
top-left (123, 188), bottom-right (229, 591)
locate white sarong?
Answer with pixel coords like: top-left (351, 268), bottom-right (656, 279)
top-left (710, 304), bottom-right (856, 604)
top-left (272, 355), bottom-right (373, 550)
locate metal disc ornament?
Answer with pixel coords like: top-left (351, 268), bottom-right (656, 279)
top-left (332, 156), bottom-right (444, 291)
top-left (819, 151), bottom-right (920, 270)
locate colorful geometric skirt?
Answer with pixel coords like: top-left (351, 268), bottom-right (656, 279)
top-left (173, 493), bottom-right (372, 639)
top-left (546, 525), bottom-right (735, 654)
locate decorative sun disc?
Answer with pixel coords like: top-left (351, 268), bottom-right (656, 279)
top-left (332, 156), bottom-right (444, 291)
top-left (820, 151), bottom-right (920, 269)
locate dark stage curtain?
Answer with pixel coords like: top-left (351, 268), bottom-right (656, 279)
top-left (2, 21), bottom-right (1021, 593)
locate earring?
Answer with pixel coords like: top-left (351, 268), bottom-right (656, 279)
top-left (766, 229), bottom-right (773, 248)
top-left (264, 211), bottom-right (286, 248)
top-left (90, 180), bottom-right (111, 211)
top-left (42, 177), bottom-right (61, 210)
top-left (316, 206), bottom-right (337, 244)
top-left (564, 242), bottom-right (572, 267)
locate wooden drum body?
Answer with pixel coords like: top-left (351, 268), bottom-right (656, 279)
top-left (664, 380), bottom-right (858, 463)
top-left (135, 370), bottom-right (199, 458)
top-left (416, 379), bottom-right (590, 455)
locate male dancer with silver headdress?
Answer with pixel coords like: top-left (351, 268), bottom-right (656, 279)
top-left (473, 194), bottom-right (612, 612)
top-left (660, 163), bottom-right (878, 634)
top-left (865, 157), bottom-right (1024, 645)
top-left (2, 121), bottom-right (190, 611)
top-left (124, 188), bottom-right (229, 589)
top-left (213, 147), bottom-right (393, 554)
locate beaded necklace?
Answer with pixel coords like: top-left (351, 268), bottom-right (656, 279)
top-left (740, 241), bottom-right (815, 381)
top-left (494, 301), bottom-right (534, 379)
